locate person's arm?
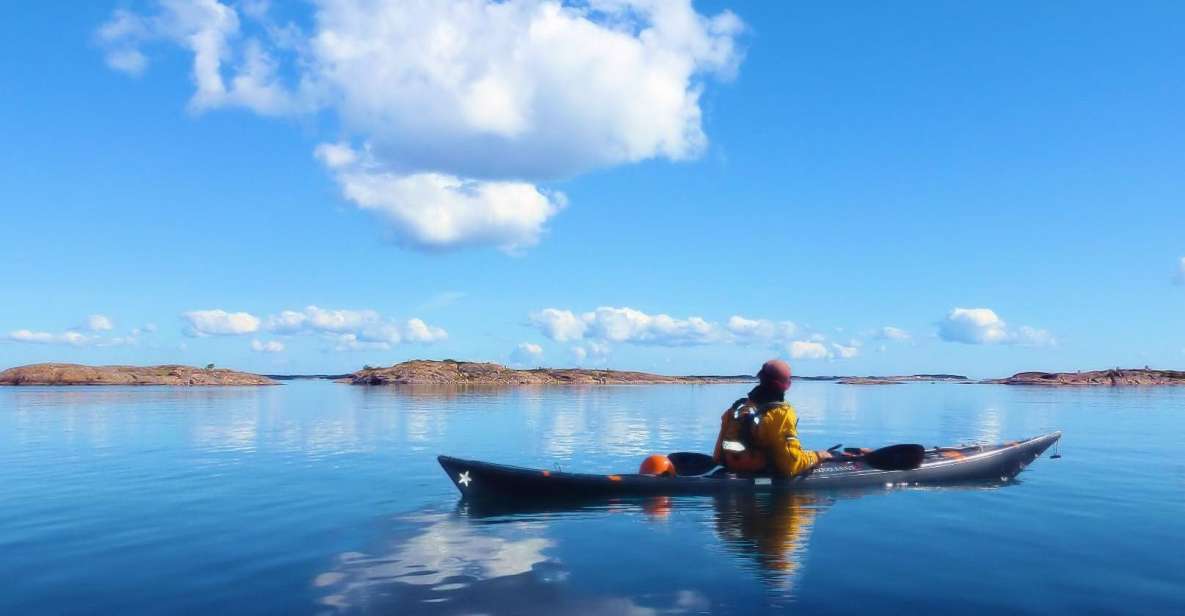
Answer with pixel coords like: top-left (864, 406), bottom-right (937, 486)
top-left (712, 408), bottom-right (729, 463)
top-left (757, 407), bottom-right (820, 476)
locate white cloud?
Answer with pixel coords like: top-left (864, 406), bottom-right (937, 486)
top-left (183, 309), bottom-right (261, 336)
top-left (6, 315), bottom-right (146, 347)
top-left (583, 307), bottom-right (719, 345)
top-left (788, 340), bottom-right (830, 360)
top-left (529, 308), bottom-right (589, 342)
top-left (96, 9), bottom-right (150, 75)
top-left (86, 314), bottom-right (114, 332)
top-left (262, 305), bottom-right (446, 350)
top-left (726, 316), bottom-right (797, 342)
top-left (251, 339), bottom-right (285, 353)
top-left (531, 306), bottom-right (723, 346)
top-left (7, 330), bottom-right (90, 346)
top-left (404, 318), bottom-right (449, 343)
top-left (571, 340), bottom-right (610, 365)
top-left (877, 326), bottom-right (910, 341)
top-left (938, 307), bottom-right (1054, 347)
top-left (831, 343), bottom-right (859, 359)
top-left (98, 0), bottom-right (744, 252)
top-left (510, 342), bottom-right (544, 365)
top-left (1175, 256), bottom-right (1185, 285)
top-left (316, 144), bottom-right (563, 252)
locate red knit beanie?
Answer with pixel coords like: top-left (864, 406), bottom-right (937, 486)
top-left (757, 359), bottom-right (792, 391)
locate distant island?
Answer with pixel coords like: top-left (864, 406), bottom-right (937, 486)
top-left (344, 360), bottom-right (754, 385)
top-left (988, 368), bottom-right (1185, 386)
top-left (0, 363), bottom-right (275, 386)
top-left (836, 374), bottom-right (970, 385)
top-left (3, 362), bottom-right (1183, 388)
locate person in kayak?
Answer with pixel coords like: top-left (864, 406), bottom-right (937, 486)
top-left (713, 359), bottom-right (832, 476)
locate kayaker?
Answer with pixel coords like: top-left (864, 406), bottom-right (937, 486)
top-left (713, 359), bottom-right (833, 476)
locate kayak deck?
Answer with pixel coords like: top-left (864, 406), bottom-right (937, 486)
top-left (438, 432), bottom-right (1061, 501)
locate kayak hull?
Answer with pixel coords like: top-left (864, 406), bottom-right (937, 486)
top-left (438, 432), bottom-right (1060, 500)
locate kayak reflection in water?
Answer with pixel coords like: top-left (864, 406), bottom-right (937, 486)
top-left (713, 360), bottom-right (836, 476)
top-left (713, 492), bottom-right (827, 590)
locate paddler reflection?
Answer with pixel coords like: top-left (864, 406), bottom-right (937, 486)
top-left (711, 492), bottom-right (828, 589)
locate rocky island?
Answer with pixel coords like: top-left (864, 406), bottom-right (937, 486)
top-left (0, 363), bottom-right (276, 386)
top-left (989, 368), bottom-right (1185, 386)
top-left (837, 374), bottom-right (970, 385)
top-left (344, 360), bottom-right (753, 386)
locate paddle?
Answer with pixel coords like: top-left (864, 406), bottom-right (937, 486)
top-left (667, 443), bottom-right (925, 476)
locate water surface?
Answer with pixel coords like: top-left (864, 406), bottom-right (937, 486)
top-left (1, 381), bottom-right (1181, 613)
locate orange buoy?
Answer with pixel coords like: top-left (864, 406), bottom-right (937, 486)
top-left (638, 454), bottom-right (676, 477)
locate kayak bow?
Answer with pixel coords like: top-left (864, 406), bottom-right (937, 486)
top-left (438, 432), bottom-right (1061, 501)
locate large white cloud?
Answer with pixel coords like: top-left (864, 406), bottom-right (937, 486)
top-left (938, 307), bottom-right (1053, 347)
top-left (97, 0), bottom-right (744, 252)
top-left (183, 309), bottom-right (262, 336)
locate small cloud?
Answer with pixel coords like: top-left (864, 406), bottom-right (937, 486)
top-left (877, 326), bottom-right (911, 341)
top-left (788, 341), bottom-right (831, 360)
top-left (831, 343), bottom-right (859, 359)
top-left (261, 305), bottom-right (446, 350)
top-left (403, 318), bottom-right (448, 343)
top-left (183, 309), bottom-right (261, 336)
top-left (250, 339), bottom-right (284, 353)
top-left (510, 342), bottom-right (544, 366)
top-left (419, 291), bottom-right (467, 311)
top-left (85, 314), bottom-right (114, 332)
top-left (530, 306), bottom-right (722, 346)
top-left (571, 340), bottom-right (610, 365)
top-left (7, 330), bottom-right (89, 346)
top-left (937, 307), bottom-right (1054, 347)
top-left (726, 316), bottom-right (798, 342)
top-left (1175, 257), bottom-right (1185, 285)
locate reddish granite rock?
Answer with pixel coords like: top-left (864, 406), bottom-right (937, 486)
top-left (991, 368), bottom-right (1185, 386)
top-left (0, 363), bottom-right (276, 386)
top-left (345, 360), bottom-right (753, 386)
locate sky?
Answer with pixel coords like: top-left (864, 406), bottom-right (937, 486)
top-left (1, 1), bottom-right (1183, 378)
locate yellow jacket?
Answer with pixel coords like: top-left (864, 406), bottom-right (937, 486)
top-left (714, 401), bottom-right (819, 477)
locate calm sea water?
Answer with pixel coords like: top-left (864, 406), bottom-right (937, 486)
top-left (1, 381), bottom-right (1182, 614)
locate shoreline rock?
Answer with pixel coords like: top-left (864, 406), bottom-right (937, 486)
top-left (987, 368), bottom-right (1185, 386)
top-left (344, 360), bottom-right (755, 386)
top-left (0, 363), bottom-right (276, 386)
top-left (837, 374), bottom-right (969, 385)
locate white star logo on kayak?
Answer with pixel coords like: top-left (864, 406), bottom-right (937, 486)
top-left (458, 471), bottom-right (472, 487)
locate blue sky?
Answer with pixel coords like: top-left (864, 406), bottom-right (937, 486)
top-left (1, 1), bottom-right (1183, 378)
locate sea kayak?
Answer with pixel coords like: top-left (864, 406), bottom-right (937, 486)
top-left (439, 432), bottom-right (1060, 500)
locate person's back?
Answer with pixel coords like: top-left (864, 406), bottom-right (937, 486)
top-left (713, 359), bottom-right (832, 476)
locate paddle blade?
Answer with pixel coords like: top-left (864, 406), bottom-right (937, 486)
top-left (667, 452), bottom-right (717, 476)
top-left (864, 444), bottom-right (925, 470)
